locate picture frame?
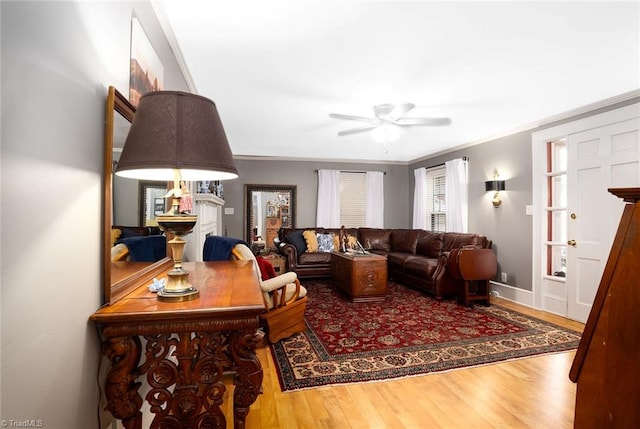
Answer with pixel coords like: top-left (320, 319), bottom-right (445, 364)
top-left (266, 202), bottom-right (277, 217)
top-left (129, 15), bottom-right (164, 107)
top-left (139, 181), bottom-right (168, 226)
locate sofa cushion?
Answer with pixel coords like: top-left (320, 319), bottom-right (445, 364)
top-left (358, 228), bottom-right (391, 251)
top-left (299, 251), bottom-right (332, 265)
top-left (317, 233), bottom-right (335, 252)
top-left (416, 231), bottom-right (444, 258)
top-left (403, 256), bottom-right (439, 278)
top-left (303, 230), bottom-right (318, 252)
top-left (390, 229), bottom-right (421, 254)
top-left (386, 252), bottom-right (413, 268)
top-left (286, 230), bottom-right (307, 255)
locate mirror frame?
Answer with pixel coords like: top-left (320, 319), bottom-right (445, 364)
top-left (244, 184), bottom-right (297, 244)
top-left (103, 86), bottom-right (171, 304)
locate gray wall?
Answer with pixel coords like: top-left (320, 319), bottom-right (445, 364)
top-left (1, 2), bottom-right (189, 427)
top-left (223, 159), bottom-right (410, 239)
top-left (409, 131), bottom-right (534, 289)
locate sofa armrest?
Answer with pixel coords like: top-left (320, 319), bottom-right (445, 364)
top-left (278, 242), bottom-right (298, 272)
top-left (433, 252), bottom-right (451, 284)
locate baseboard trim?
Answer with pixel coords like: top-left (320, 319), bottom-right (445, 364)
top-left (490, 281), bottom-right (534, 307)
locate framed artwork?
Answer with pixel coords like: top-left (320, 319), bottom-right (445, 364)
top-left (139, 181), bottom-right (168, 226)
top-left (129, 15), bottom-right (164, 107)
top-left (266, 202), bottom-right (277, 217)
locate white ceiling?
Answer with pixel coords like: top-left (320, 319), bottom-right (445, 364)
top-left (155, 1), bottom-right (640, 163)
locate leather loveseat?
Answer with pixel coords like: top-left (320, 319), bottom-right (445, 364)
top-left (275, 227), bottom-right (492, 299)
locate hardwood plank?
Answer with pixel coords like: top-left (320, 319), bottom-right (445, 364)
top-left (224, 298), bottom-right (584, 428)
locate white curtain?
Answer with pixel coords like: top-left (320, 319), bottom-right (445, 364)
top-left (316, 169), bottom-right (341, 227)
top-left (445, 158), bottom-right (468, 232)
top-left (412, 168), bottom-right (428, 229)
top-left (365, 171), bottom-right (384, 227)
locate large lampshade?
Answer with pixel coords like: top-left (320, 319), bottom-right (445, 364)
top-left (114, 90), bottom-right (238, 302)
top-left (116, 90), bottom-right (238, 181)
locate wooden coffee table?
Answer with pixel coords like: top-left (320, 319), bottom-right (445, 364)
top-left (331, 251), bottom-right (388, 302)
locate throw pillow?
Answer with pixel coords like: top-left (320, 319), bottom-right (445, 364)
top-left (285, 230), bottom-right (307, 255)
top-left (303, 230), bottom-right (318, 253)
top-left (111, 228), bottom-right (122, 247)
top-left (111, 243), bottom-right (129, 262)
top-left (317, 233), bottom-right (335, 252)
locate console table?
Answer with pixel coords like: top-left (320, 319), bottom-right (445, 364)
top-left (90, 261), bottom-right (265, 429)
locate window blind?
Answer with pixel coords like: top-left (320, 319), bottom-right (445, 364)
top-left (425, 166), bottom-right (446, 232)
top-left (339, 172), bottom-right (366, 227)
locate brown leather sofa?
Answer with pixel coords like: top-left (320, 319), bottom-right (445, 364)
top-left (275, 227), bottom-right (492, 299)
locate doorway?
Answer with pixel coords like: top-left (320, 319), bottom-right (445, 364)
top-left (532, 103), bottom-right (640, 322)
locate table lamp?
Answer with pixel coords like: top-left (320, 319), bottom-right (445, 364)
top-left (116, 90), bottom-right (238, 302)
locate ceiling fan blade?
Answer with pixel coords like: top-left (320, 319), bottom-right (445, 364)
top-left (337, 124), bottom-right (379, 136)
top-left (329, 113), bottom-right (375, 122)
top-left (394, 117), bottom-right (452, 126)
top-left (373, 103), bottom-right (395, 119)
top-left (387, 103), bottom-right (416, 120)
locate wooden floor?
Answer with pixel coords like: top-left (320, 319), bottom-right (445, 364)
top-left (223, 298), bottom-right (585, 429)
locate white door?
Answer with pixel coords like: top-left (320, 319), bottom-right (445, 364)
top-left (566, 119), bottom-right (639, 322)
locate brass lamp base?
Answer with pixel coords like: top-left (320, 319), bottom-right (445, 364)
top-left (157, 267), bottom-right (200, 302)
top-left (156, 214), bottom-right (199, 302)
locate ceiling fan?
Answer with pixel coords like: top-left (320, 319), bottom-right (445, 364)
top-left (329, 102), bottom-right (452, 137)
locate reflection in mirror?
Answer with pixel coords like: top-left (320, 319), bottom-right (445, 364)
top-left (244, 184), bottom-right (296, 250)
top-left (103, 86), bottom-right (171, 304)
top-left (138, 181), bottom-right (168, 227)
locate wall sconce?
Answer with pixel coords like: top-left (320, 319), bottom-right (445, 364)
top-left (485, 171), bottom-right (506, 208)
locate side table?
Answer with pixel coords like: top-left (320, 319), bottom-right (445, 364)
top-left (447, 248), bottom-right (497, 306)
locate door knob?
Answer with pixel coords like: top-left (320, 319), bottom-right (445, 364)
top-left (567, 239), bottom-right (577, 246)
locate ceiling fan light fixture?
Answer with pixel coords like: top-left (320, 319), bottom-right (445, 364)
top-left (371, 123), bottom-right (403, 144)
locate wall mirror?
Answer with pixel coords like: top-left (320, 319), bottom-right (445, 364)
top-left (244, 184), bottom-right (296, 249)
top-left (103, 86), bottom-right (171, 304)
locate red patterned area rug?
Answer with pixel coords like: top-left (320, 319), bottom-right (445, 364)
top-left (269, 280), bottom-right (581, 391)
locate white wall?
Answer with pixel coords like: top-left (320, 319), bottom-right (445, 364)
top-left (0, 2), bottom-right (188, 427)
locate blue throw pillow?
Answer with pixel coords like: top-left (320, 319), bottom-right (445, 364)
top-left (317, 233), bottom-right (335, 253)
top-left (286, 231), bottom-right (307, 255)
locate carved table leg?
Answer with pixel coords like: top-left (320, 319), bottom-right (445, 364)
top-left (141, 332), bottom-right (228, 428)
top-left (102, 336), bottom-right (143, 429)
top-left (229, 329), bottom-right (264, 429)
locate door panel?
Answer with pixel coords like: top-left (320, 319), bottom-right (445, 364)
top-left (567, 119), bottom-right (639, 322)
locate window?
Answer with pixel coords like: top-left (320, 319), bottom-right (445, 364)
top-left (545, 139), bottom-right (568, 278)
top-left (339, 172), bottom-right (366, 227)
top-left (425, 166), bottom-right (446, 232)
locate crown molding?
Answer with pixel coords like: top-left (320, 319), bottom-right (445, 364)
top-left (232, 154), bottom-right (409, 165)
top-left (411, 89), bottom-right (640, 164)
